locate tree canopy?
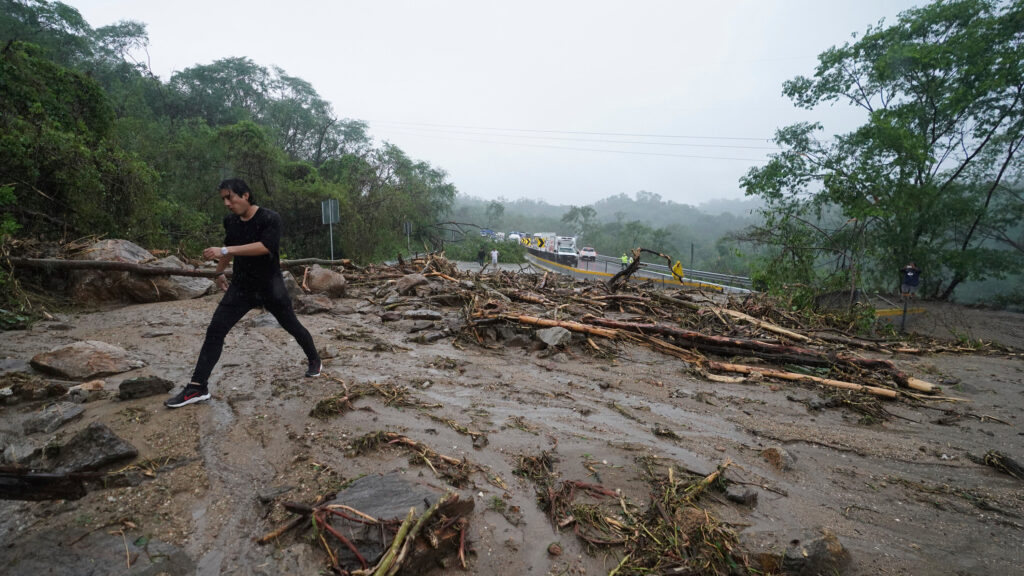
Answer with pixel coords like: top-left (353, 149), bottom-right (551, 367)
top-left (0, 0), bottom-right (456, 263)
top-left (742, 0), bottom-right (1024, 301)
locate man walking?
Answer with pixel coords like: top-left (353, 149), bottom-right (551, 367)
top-left (490, 247), bottom-right (499, 270)
top-left (165, 178), bottom-right (322, 408)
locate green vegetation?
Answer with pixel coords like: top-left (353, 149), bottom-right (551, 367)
top-left (2, 0), bottom-right (1021, 310)
top-left (741, 0), bottom-right (1024, 304)
top-left (0, 0), bottom-right (455, 263)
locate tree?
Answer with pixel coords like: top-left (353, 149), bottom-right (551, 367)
top-left (485, 200), bottom-right (504, 229)
top-left (742, 0), bottom-right (1024, 300)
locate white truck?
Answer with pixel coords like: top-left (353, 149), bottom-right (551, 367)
top-left (555, 236), bottom-right (579, 267)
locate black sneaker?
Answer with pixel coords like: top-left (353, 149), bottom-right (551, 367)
top-left (305, 360), bottom-right (323, 378)
top-left (165, 384), bottom-right (210, 408)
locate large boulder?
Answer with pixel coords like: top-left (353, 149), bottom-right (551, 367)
top-left (30, 340), bottom-right (145, 380)
top-left (70, 239), bottom-right (213, 303)
top-left (305, 265), bottom-right (347, 298)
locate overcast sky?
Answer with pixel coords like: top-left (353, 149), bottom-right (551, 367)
top-left (67, 0), bottom-right (921, 207)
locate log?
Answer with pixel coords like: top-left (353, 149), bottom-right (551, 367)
top-left (8, 257), bottom-right (226, 278)
top-left (0, 470), bottom-right (90, 501)
top-left (476, 313), bottom-right (619, 339)
top-left (583, 315), bottom-right (937, 392)
top-left (706, 360), bottom-right (899, 399)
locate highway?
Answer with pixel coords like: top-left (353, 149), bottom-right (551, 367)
top-left (525, 253), bottom-right (753, 293)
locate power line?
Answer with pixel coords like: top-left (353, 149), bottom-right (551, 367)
top-left (372, 128), bottom-right (769, 162)
top-left (368, 119), bottom-right (771, 142)
top-left (372, 125), bottom-right (780, 150)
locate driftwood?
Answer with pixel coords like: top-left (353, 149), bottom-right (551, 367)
top-left (706, 360), bottom-right (899, 399)
top-left (475, 313), bottom-right (619, 339)
top-left (0, 467), bottom-right (96, 501)
top-left (583, 316), bottom-right (937, 393)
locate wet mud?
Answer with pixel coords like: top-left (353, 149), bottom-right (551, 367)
top-left (1, 269), bottom-right (1023, 575)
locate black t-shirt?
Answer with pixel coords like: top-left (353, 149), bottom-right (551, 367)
top-left (901, 266), bottom-right (920, 286)
top-left (223, 207), bottom-right (282, 289)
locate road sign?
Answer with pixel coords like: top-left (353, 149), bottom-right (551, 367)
top-left (321, 198), bottom-right (339, 225)
top-left (321, 199), bottom-right (340, 260)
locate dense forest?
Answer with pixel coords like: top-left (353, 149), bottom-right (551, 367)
top-left (0, 0), bottom-right (455, 265)
top-left (2, 0), bottom-right (1022, 311)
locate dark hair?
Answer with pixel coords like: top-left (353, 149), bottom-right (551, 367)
top-left (218, 178), bottom-right (255, 204)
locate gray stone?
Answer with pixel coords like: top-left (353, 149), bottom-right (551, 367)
top-left (320, 473), bottom-right (473, 572)
top-left (536, 327), bottom-right (572, 347)
top-left (725, 485), bottom-right (758, 506)
top-left (23, 402), bottom-right (85, 434)
top-left (305, 265), bottom-right (347, 297)
top-left (396, 273), bottom-right (429, 295)
top-left (0, 358), bottom-right (31, 374)
top-left (383, 294), bottom-right (405, 306)
top-left (761, 446), bottom-right (797, 471)
top-left (403, 309), bottom-right (442, 321)
top-left (295, 294), bottom-right (333, 314)
top-left (409, 331), bottom-right (447, 344)
top-left (30, 340), bottom-right (145, 380)
top-left (118, 375), bottom-right (175, 400)
top-left (782, 531), bottom-right (851, 576)
top-left (3, 526), bottom-right (194, 576)
top-left (66, 380), bottom-right (108, 403)
top-left (69, 239), bottom-right (213, 303)
top-left (24, 422), bottom-right (138, 473)
top-left (409, 320), bottom-right (434, 333)
top-left (282, 270), bottom-right (301, 301)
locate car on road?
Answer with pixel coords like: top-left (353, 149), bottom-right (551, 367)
top-left (579, 247), bottom-right (597, 261)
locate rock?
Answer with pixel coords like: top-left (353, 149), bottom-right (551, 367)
top-left (403, 309), bottom-right (442, 321)
top-left (118, 375), bottom-right (175, 400)
top-left (0, 431), bottom-right (37, 464)
top-left (23, 422), bottom-right (138, 473)
top-left (2, 526), bottom-right (195, 576)
top-left (761, 446), bottom-right (797, 471)
top-left (23, 402), bottom-right (85, 434)
top-left (305, 265), bottom-right (347, 297)
top-left (4, 373), bottom-right (68, 404)
top-left (547, 542), bottom-right (563, 556)
top-left (505, 334), bottom-right (532, 348)
top-left (536, 327), bottom-right (572, 347)
top-left (380, 311), bottom-right (402, 322)
top-left (281, 270), bottom-right (301, 301)
top-left (320, 473), bottom-right (473, 573)
top-left (396, 273), bottom-right (429, 295)
top-left (295, 294), bottom-right (333, 314)
top-left (782, 531), bottom-right (851, 576)
top-left (0, 358), bottom-right (32, 374)
top-left (725, 485), bottom-right (758, 506)
top-left (30, 340), bottom-right (145, 380)
top-left (409, 320), bottom-right (434, 333)
top-left (409, 331), bottom-right (447, 344)
top-left (70, 239), bottom-right (213, 303)
top-left (66, 380), bottom-right (107, 403)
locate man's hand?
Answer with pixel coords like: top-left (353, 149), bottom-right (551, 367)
top-left (203, 246), bottom-right (225, 260)
top-left (215, 274), bottom-right (229, 292)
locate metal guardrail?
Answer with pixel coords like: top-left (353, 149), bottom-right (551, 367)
top-left (591, 255), bottom-right (753, 290)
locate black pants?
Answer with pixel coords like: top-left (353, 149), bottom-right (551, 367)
top-left (191, 274), bottom-right (319, 386)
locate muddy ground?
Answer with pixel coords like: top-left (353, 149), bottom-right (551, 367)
top-left (1, 265), bottom-right (1023, 575)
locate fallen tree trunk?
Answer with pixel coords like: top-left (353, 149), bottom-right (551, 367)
top-left (475, 313), bottom-right (619, 339)
top-left (583, 315), bottom-right (937, 392)
top-left (706, 361), bottom-right (899, 399)
top-left (8, 257), bottom-right (356, 278)
top-left (7, 257), bottom-right (226, 278)
top-left (0, 469), bottom-right (90, 501)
